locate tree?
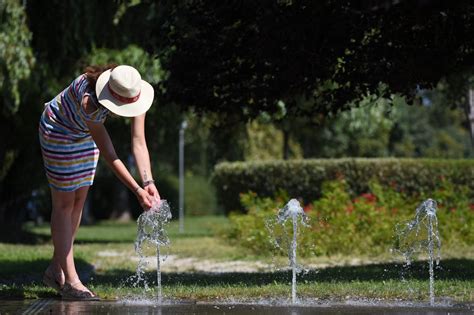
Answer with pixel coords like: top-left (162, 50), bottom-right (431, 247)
top-left (438, 74), bottom-right (474, 146)
top-left (0, 0), bottom-right (36, 240)
top-left (0, 1), bottom-right (123, 238)
top-left (0, 0), bottom-right (35, 114)
top-left (292, 90), bottom-right (473, 159)
top-left (125, 0), bottom-right (474, 117)
top-left (2, 0), bottom-right (473, 236)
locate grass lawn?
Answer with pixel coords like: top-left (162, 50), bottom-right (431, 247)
top-left (0, 216), bottom-right (472, 303)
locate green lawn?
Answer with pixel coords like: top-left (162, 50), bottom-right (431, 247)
top-left (0, 216), bottom-right (472, 303)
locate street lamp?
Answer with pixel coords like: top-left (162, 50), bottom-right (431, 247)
top-left (179, 120), bottom-right (188, 233)
top-left (469, 89), bottom-right (474, 147)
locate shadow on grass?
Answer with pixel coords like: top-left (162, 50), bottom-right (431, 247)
top-left (0, 228), bottom-right (51, 245)
top-left (93, 258), bottom-right (474, 288)
top-left (0, 258), bottom-right (94, 299)
top-left (1, 258), bottom-right (472, 299)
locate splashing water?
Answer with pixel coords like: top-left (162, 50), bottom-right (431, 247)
top-left (134, 199), bottom-right (172, 303)
top-left (395, 198), bottom-right (441, 306)
top-left (273, 199), bottom-right (309, 304)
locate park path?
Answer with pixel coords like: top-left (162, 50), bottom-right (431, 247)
top-left (97, 249), bottom-right (391, 273)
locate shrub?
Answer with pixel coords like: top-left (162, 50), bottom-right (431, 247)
top-left (226, 191), bottom-right (287, 255)
top-left (225, 179), bottom-right (474, 257)
top-left (212, 158), bottom-right (474, 214)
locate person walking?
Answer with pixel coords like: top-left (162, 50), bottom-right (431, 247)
top-left (39, 64), bottom-right (159, 300)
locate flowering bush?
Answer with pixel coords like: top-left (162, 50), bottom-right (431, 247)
top-left (213, 159), bottom-right (474, 214)
top-left (226, 179), bottom-right (473, 257)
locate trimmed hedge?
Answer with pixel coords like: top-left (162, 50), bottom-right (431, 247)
top-left (212, 158), bottom-right (474, 214)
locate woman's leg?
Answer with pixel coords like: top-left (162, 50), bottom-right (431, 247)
top-left (50, 186), bottom-right (93, 293)
top-left (50, 188), bottom-right (76, 284)
top-left (71, 186), bottom-right (89, 240)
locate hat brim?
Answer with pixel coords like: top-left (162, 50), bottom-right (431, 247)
top-left (96, 69), bottom-right (154, 117)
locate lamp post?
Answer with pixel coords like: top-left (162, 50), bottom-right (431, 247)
top-left (469, 89), bottom-right (474, 147)
top-left (179, 120), bottom-right (188, 233)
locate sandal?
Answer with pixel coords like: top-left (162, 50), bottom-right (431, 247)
top-left (43, 266), bottom-right (64, 291)
top-left (60, 281), bottom-right (100, 301)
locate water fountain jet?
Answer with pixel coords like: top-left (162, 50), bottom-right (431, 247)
top-left (395, 198), bottom-right (441, 306)
top-left (135, 199), bottom-right (172, 303)
top-left (275, 199), bottom-right (309, 304)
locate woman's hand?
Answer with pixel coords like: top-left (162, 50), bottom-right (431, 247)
top-left (144, 183), bottom-right (161, 205)
top-left (136, 188), bottom-right (154, 210)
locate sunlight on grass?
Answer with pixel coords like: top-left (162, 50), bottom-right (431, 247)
top-left (10, 279), bottom-right (470, 302)
top-left (0, 216), bottom-right (472, 302)
top-left (25, 215), bottom-right (230, 241)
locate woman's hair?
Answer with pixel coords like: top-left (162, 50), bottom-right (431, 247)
top-left (83, 64), bottom-right (117, 90)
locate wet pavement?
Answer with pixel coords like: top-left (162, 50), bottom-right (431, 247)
top-left (1, 299), bottom-right (472, 315)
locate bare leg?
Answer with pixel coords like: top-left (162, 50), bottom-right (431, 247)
top-left (50, 186), bottom-right (93, 294)
top-left (49, 188), bottom-right (75, 285)
top-left (71, 186), bottom-right (89, 240)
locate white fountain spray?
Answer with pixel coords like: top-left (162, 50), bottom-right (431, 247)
top-left (276, 199), bottom-right (309, 304)
top-left (135, 199), bottom-right (172, 303)
top-left (396, 198), bottom-right (441, 306)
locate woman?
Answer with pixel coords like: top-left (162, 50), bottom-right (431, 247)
top-left (39, 64), bottom-right (160, 300)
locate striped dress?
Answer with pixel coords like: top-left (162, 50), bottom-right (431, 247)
top-left (39, 74), bottom-right (109, 191)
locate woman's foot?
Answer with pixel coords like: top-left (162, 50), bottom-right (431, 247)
top-left (43, 264), bottom-right (65, 291)
top-left (60, 280), bottom-right (100, 301)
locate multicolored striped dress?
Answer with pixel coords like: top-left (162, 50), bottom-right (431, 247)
top-left (39, 74), bottom-right (109, 191)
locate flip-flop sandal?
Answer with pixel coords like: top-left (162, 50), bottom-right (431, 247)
top-left (60, 281), bottom-right (100, 301)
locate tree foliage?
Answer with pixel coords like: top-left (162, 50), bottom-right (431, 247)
top-left (132, 0), bottom-right (474, 117)
top-left (0, 0), bottom-right (35, 114)
top-left (26, 0), bottom-right (119, 78)
top-left (0, 1), bottom-right (122, 237)
top-left (1, 0), bottom-right (473, 234)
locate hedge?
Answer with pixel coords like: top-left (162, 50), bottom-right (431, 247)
top-left (212, 158), bottom-right (474, 214)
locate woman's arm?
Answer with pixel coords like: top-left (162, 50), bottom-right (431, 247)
top-left (131, 113), bottom-right (152, 184)
top-left (83, 97), bottom-right (153, 209)
top-left (131, 113), bottom-right (160, 200)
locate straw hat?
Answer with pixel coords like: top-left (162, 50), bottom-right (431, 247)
top-left (96, 65), bottom-right (154, 117)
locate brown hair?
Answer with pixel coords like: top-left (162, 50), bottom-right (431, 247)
top-left (83, 63), bottom-right (117, 90)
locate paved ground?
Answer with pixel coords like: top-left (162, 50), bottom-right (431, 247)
top-left (2, 299), bottom-right (472, 315)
